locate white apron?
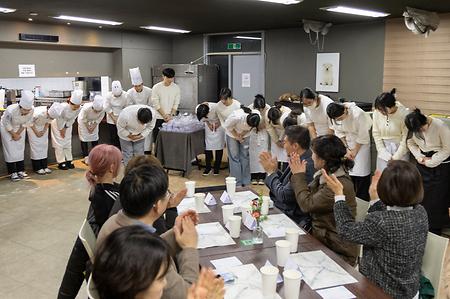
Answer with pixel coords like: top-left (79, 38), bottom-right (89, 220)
top-left (205, 122), bottom-right (225, 151)
top-left (51, 119), bottom-right (72, 149)
top-left (78, 121), bottom-right (100, 142)
top-left (27, 126), bottom-right (49, 160)
top-left (347, 134), bottom-right (371, 177)
top-left (0, 124), bottom-right (26, 162)
top-left (144, 134), bottom-right (153, 152)
top-left (249, 129), bottom-right (269, 173)
top-left (376, 139), bottom-right (409, 171)
top-left (270, 126), bottom-right (288, 163)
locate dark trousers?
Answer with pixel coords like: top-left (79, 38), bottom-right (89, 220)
top-left (251, 172), bottom-right (267, 180)
top-left (6, 160), bottom-right (25, 174)
top-left (80, 141), bottom-right (99, 157)
top-left (152, 119), bottom-right (165, 145)
top-left (107, 123), bottom-right (121, 149)
top-left (205, 150), bottom-right (223, 172)
top-left (31, 158), bottom-right (48, 171)
top-left (351, 175), bottom-right (371, 201)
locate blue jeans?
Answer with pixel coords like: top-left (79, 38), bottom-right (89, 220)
top-left (226, 135), bottom-right (250, 186)
top-left (119, 138), bottom-right (145, 165)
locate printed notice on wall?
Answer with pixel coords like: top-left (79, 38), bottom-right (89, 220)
top-left (18, 64), bottom-right (36, 77)
top-left (242, 73), bottom-right (251, 88)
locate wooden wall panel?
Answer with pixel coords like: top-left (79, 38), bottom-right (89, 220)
top-left (383, 14), bottom-right (450, 115)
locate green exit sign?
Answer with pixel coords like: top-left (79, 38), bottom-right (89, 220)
top-left (227, 42), bottom-right (241, 50)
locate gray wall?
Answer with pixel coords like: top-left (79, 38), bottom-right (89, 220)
top-left (265, 21), bottom-right (385, 103)
top-left (172, 34), bottom-right (204, 64)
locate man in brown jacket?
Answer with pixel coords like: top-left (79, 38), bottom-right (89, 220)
top-left (289, 135), bottom-right (358, 266)
top-left (97, 164), bottom-right (199, 299)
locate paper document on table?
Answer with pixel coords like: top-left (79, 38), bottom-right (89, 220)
top-left (260, 214), bottom-right (305, 238)
top-left (211, 256), bottom-right (243, 272)
top-left (222, 264), bottom-right (282, 299)
top-left (196, 222), bottom-right (236, 249)
top-left (177, 197), bottom-right (211, 214)
top-left (231, 191), bottom-right (258, 206)
top-left (317, 286), bottom-right (356, 299)
top-left (289, 250), bottom-right (357, 290)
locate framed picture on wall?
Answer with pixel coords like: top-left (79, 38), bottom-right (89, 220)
top-left (315, 53), bottom-right (340, 92)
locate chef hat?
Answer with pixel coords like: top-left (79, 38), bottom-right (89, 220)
top-left (70, 89), bottom-right (83, 105)
top-left (19, 90), bottom-right (34, 109)
top-left (111, 80), bottom-right (123, 96)
top-left (48, 102), bottom-right (63, 119)
top-left (129, 67), bottom-right (143, 86)
top-left (93, 95), bottom-right (105, 111)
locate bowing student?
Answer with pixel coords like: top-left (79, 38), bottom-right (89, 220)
top-left (300, 87), bottom-right (334, 138)
top-left (77, 95), bottom-right (106, 165)
top-left (405, 109), bottom-right (450, 235)
top-left (248, 94), bottom-right (271, 185)
top-left (327, 102), bottom-right (373, 201)
top-left (196, 102), bottom-right (225, 176)
top-left (266, 104), bottom-right (292, 171)
top-left (372, 89), bottom-right (409, 171)
top-left (51, 89), bottom-right (82, 170)
top-left (0, 90), bottom-right (34, 181)
top-left (27, 102), bottom-right (62, 175)
top-left (117, 104), bottom-right (156, 165)
top-left (223, 106), bottom-right (261, 186)
top-left (104, 80), bottom-right (129, 149)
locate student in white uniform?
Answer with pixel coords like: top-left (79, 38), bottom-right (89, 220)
top-left (151, 68), bottom-right (181, 146)
top-left (0, 90), bottom-right (34, 181)
top-left (224, 106), bottom-right (261, 186)
top-left (372, 89), bottom-right (409, 171)
top-left (300, 88), bottom-right (334, 138)
top-left (405, 109), bottom-right (450, 235)
top-left (27, 102), bottom-right (62, 175)
top-left (248, 94), bottom-right (270, 185)
top-left (266, 105), bottom-right (292, 171)
top-left (104, 81), bottom-right (129, 149)
top-left (327, 102), bottom-right (373, 201)
top-left (78, 95), bottom-right (106, 164)
top-left (215, 88), bottom-right (241, 128)
top-left (127, 67), bottom-right (153, 154)
top-left (196, 102), bottom-right (225, 176)
top-left (117, 105), bottom-right (156, 165)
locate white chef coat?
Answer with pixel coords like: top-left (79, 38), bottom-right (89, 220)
top-left (304, 94), bottom-right (334, 136)
top-left (104, 91), bottom-right (130, 124)
top-left (127, 86), bottom-right (152, 106)
top-left (223, 109), bottom-right (254, 139)
top-left (196, 102), bottom-right (225, 151)
top-left (77, 102), bottom-right (106, 142)
top-left (117, 105), bottom-right (156, 142)
top-left (0, 104), bottom-right (34, 162)
top-left (330, 102), bottom-right (373, 177)
top-left (151, 81), bottom-right (181, 120)
top-left (266, 106), bottom-right (291, 163)
top-left (27, 106), bottom-right (52, 160)
top-left (248, 103), bottom-right (270, 173)
top-left (50, 102), bottom-right (81, 150)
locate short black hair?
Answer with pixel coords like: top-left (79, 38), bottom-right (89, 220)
top-left (283, 111), bottom-right (301, 128)
top-left (253, 94), bottom-right (266, 110)
top-left (93, 225), bottom-right (171, 299)
top-left (219, 87), bottom-right (232, 100)
top-left (267, 107), bottom-right (282, 124)
top-left (312, 135), bottom-right (354, 173)
top-left (405, 108), bottom-right (427, 134)
top-left (326, 102), bottom-right (346, 120)
top-left (120, 164), bottom-right (168, 217)
top-left (162, 68), bottom-right (175, 78)
top-left (300, 87), bottom-right (317, 100)
top-left (137, 108), bottom-right (152, 124)
top-left (374, 89), bottom-right (396, 113)
top-left (196, 103), bottom-right (210, 121)
top-left (285, 125), bottom-right (311, 150)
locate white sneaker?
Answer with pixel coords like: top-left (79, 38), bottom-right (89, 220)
top-left (18, 171), bottom-right (29, 179)
top-left (84, 157), bottom-right (89, 165)
top-left (36, 169), bottom-right (46, 175)
top-left (44, 168), bottom-right (52, 174)
top-left (10, 173), bottom-right (20, 182)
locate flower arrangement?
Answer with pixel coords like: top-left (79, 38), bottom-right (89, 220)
top-left (251, 194), bottom-right (268, 224)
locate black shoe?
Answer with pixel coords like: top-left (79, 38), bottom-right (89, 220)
top-left (58, 163), bottom-right (68, 170)
top-left (67, 161), bottom-right (75, 169)
top-left (213, 169), bottom-right (220, 176)
top-left (202, 168), bottom-right (212, 176)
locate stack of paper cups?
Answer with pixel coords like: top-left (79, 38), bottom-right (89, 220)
top-left (226, 177), bottom-right (237, 198)
top-left (228, 215), bottom-right (241, 238)
top-left (261, 196), bottom-right (270, 215)
top-left (275, 240), bottom-right (291, 267)
top-left (283, 269), bottom-right (302, 299)
top-left (285, 228), bottom-right (300, 253)
top-left (222, 204), bottom-right (235, 224)
top-left (260, 265), bottom-right (279, 298)
top-left (194, 193), bottom-right (205, 211)
top-left (185, 181), bottom-right (196, 197)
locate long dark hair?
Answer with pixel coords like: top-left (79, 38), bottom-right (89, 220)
top-left (312, 135), bottom-right (354, 173)
top-left (282, 111), bottom-right (301, 128)
top-left (326, 102), bottom-right (346, 125)
top-left (196, 103), bottom-right (210, 121)
top-left (241, 105), bottom-right (260, 130)
top-left (93, 225), bottom-right (171, 299)
top-left (267, 106), bottom-right (282, 125)
top-left (374, 88), bottom-right (396, 115)
top-left (405, 108), bottom-right (428, 140)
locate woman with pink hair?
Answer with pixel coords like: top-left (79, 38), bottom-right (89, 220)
top-left (58, 144), bottom-right (122, 299)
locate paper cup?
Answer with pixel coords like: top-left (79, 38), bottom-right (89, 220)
top-left (185, 181), bottom-right (196, 197)
top-left (261, 196), bottom-right (270, 215)
top-left (283, 269), bottom-right (302, 299)
top-left (240, 202), bottom-right (252, 223)
top-left (285, 228), bottom-right (300, 253)
top-left (228, 215), bottom-right (241, 238)
top-left (226, 181), bottom-right (236, 198)
top-left (194, 193), bottom-right (205, 211)
top-left (225, 176), bottom-right (236, 182)
top-left (222, 204), bottom-right (235, 224)
top-left (260, 265), bottom-right (279, 297)
top-left (275, 240), bottom-right (291, 267)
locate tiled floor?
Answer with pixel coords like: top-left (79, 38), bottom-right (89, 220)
top-left (0, 159), bottom-right (448, 298)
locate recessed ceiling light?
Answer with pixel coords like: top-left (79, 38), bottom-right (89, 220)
top-left (28, 18), bottom-right (33, 22)
top-left (67, 22), bottom-right (71, 25)
top-left (0, 7), bottom-right (16, 13)
top-left (321, 6), bottom-right (390, 18)
top-left (140, 26), bottom-right (190, 34)
top-left (53, 15), bottom-right (122, 26)
top-left (29, 12), bottom-right (38, 16)
top-left (256, 0), bottom-right (302, 5)
top-left (98, 26), bottom-right (103, 29)
top-left (234, 36), bottom-right (262, 40)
